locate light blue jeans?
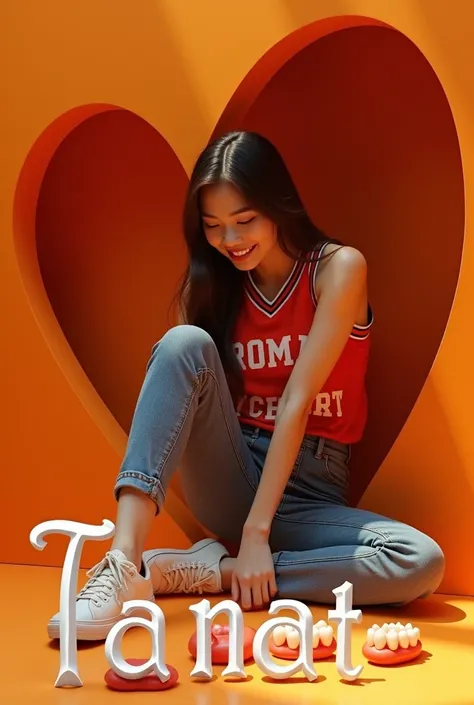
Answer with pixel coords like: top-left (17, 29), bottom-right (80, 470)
top-left (114, 325), bottom-right (445, 606)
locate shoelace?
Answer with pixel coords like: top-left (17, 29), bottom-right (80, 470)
top-left (162, 560), bottom-right (215, 594)
top-left (77, 552), bottom-right (136, 607)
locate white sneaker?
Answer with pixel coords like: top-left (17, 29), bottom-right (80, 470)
top-left (47, 549), bottom-right (155, 641)
top-left (143, 538), bottom-right (229, 595)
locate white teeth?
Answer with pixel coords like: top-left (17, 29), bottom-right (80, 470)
top-left (272, 625), bottom-right (286, 646)
top-left (271, 619), bottom-right (420, 653)
top-left (398, 629), bottom-right (410, 649)
top-left (272, 620), bottom-right (333, 649)
top-left (230, 246), bottom-right (252, 256)
top-left (369, 623), bottom-right (420, 649)
top-left (407, 628), bottom-right (417, 646)
top-left (408, 627), bottom-right (420, 647)
top-left (319, 626), bottom-right (334, 647)
top-left (374, 628), bottom-right (387, 650)
top-left (312, 624), bottom-right (320, 648)
top-left (286, 627), bottom-right (299, 650)
top-left (386, 629), bottom-right (399, 650)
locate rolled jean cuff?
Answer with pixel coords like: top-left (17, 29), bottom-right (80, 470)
top-left (113, 471), bottom-right (165, 512)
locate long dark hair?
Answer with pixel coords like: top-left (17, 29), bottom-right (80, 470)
top-left (176, 130), bottom-right (338, 403)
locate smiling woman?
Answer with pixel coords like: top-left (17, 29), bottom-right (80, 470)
top-left (179, 130), bottom-right (343, 403)
top-left (200, 184), bottom-right (275, 266)
top-left (42, 127), bottom-right (446, 643)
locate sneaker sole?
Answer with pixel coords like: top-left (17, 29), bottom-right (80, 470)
top-left (47, 597), bottom-right (156, 641)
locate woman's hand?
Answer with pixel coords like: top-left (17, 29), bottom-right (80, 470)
top-left (231, 534), bottom-right (278, 610)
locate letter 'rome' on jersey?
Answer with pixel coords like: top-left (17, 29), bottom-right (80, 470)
top-left (232, 244), bottom-right (373, 443)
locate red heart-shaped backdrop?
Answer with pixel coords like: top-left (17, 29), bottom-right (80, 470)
top-left (35, 25), bottom-right (463, 501)
top-left (9, 20), bottom-right (466, 592)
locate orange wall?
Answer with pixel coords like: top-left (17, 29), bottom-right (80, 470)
top-left (3, 1), bottom-right (474, 596)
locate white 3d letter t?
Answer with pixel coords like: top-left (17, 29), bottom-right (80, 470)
top-left (327, 581), bottom-right (363, 681)
top-left (29, 519), bottom-right (115, 687)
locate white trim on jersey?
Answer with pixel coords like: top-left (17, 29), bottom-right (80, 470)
top-left (245, 259), bottom-right (306, 318)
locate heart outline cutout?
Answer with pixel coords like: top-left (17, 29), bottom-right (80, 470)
top-left (12, 21), bottom-right (464, 568)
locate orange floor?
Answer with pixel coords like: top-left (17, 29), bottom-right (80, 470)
top-left (1, 564), bottom-right (473, 705)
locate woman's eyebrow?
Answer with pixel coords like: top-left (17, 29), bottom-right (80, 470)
top-left (201, 206), bottom-right (253, 218)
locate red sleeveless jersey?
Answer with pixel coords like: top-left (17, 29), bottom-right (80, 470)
top-left (232, 246), bottom-right (373, 444)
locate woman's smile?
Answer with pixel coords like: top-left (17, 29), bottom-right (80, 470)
top-left (226, 244), bottom-right (258, 262)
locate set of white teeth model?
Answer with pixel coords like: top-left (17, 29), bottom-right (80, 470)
top-left (367, 622), bottom-right (420, 650)
top-left (271, 620), bottom-right (420, 651)
top-left (272, 620), bottom-right (334, 649)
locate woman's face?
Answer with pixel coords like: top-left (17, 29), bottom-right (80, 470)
top-left (200, 182), bottom-right (278, 270)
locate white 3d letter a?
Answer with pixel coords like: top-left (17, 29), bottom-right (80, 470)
top-left (253, 599), bottom-right (317, 681)
top-left (105, 601), bottom-right (170, 682)
top-left (29, 519), bottom-right (115, 687)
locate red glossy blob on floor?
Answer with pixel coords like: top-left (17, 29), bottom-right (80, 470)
top-left (188, 623), bottom-right (256, 664)
top-left (104, 659), bottom-right (179, 691)
top-left (362, 640), bottom-right (423, 665)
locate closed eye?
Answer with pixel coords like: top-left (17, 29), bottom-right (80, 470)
top-left (237, 216), bottom-right (256, 225)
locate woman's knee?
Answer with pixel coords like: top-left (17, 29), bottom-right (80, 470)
top-left (393, 527), bottom-right (445, 603)
top-left (414, 532), bottom-right (445, 597)
top-left (148, 325), bottom-right (216, 366)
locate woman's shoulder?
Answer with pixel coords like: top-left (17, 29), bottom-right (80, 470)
top-left (316, 241), bottom-right (367, 276)
top-left (312, 242), bottom-right (368, 308)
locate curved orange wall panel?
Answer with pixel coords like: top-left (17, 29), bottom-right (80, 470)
top-left (3, 1), bottom-right (473, 596)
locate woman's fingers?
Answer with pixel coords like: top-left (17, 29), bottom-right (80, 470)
top-left (232, 568), bottom-right (278, 610)
top-left (260, 579), bottom-right (270, 606)
top-left (270, 572), bottom-right (278, 597)
top-left (250, 580), bottom-right (264, 610)
top-left (231, 572), bottom-right (240, 603)
top-left (239, 576), bottom-right (253, 610)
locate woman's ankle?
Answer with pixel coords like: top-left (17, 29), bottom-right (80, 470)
top-left (219, 557), bottom-right (236, 591)
top-left (111, 487), bottom-right (156, 574)
top-left (111, 544), bottom-right (143, 573)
